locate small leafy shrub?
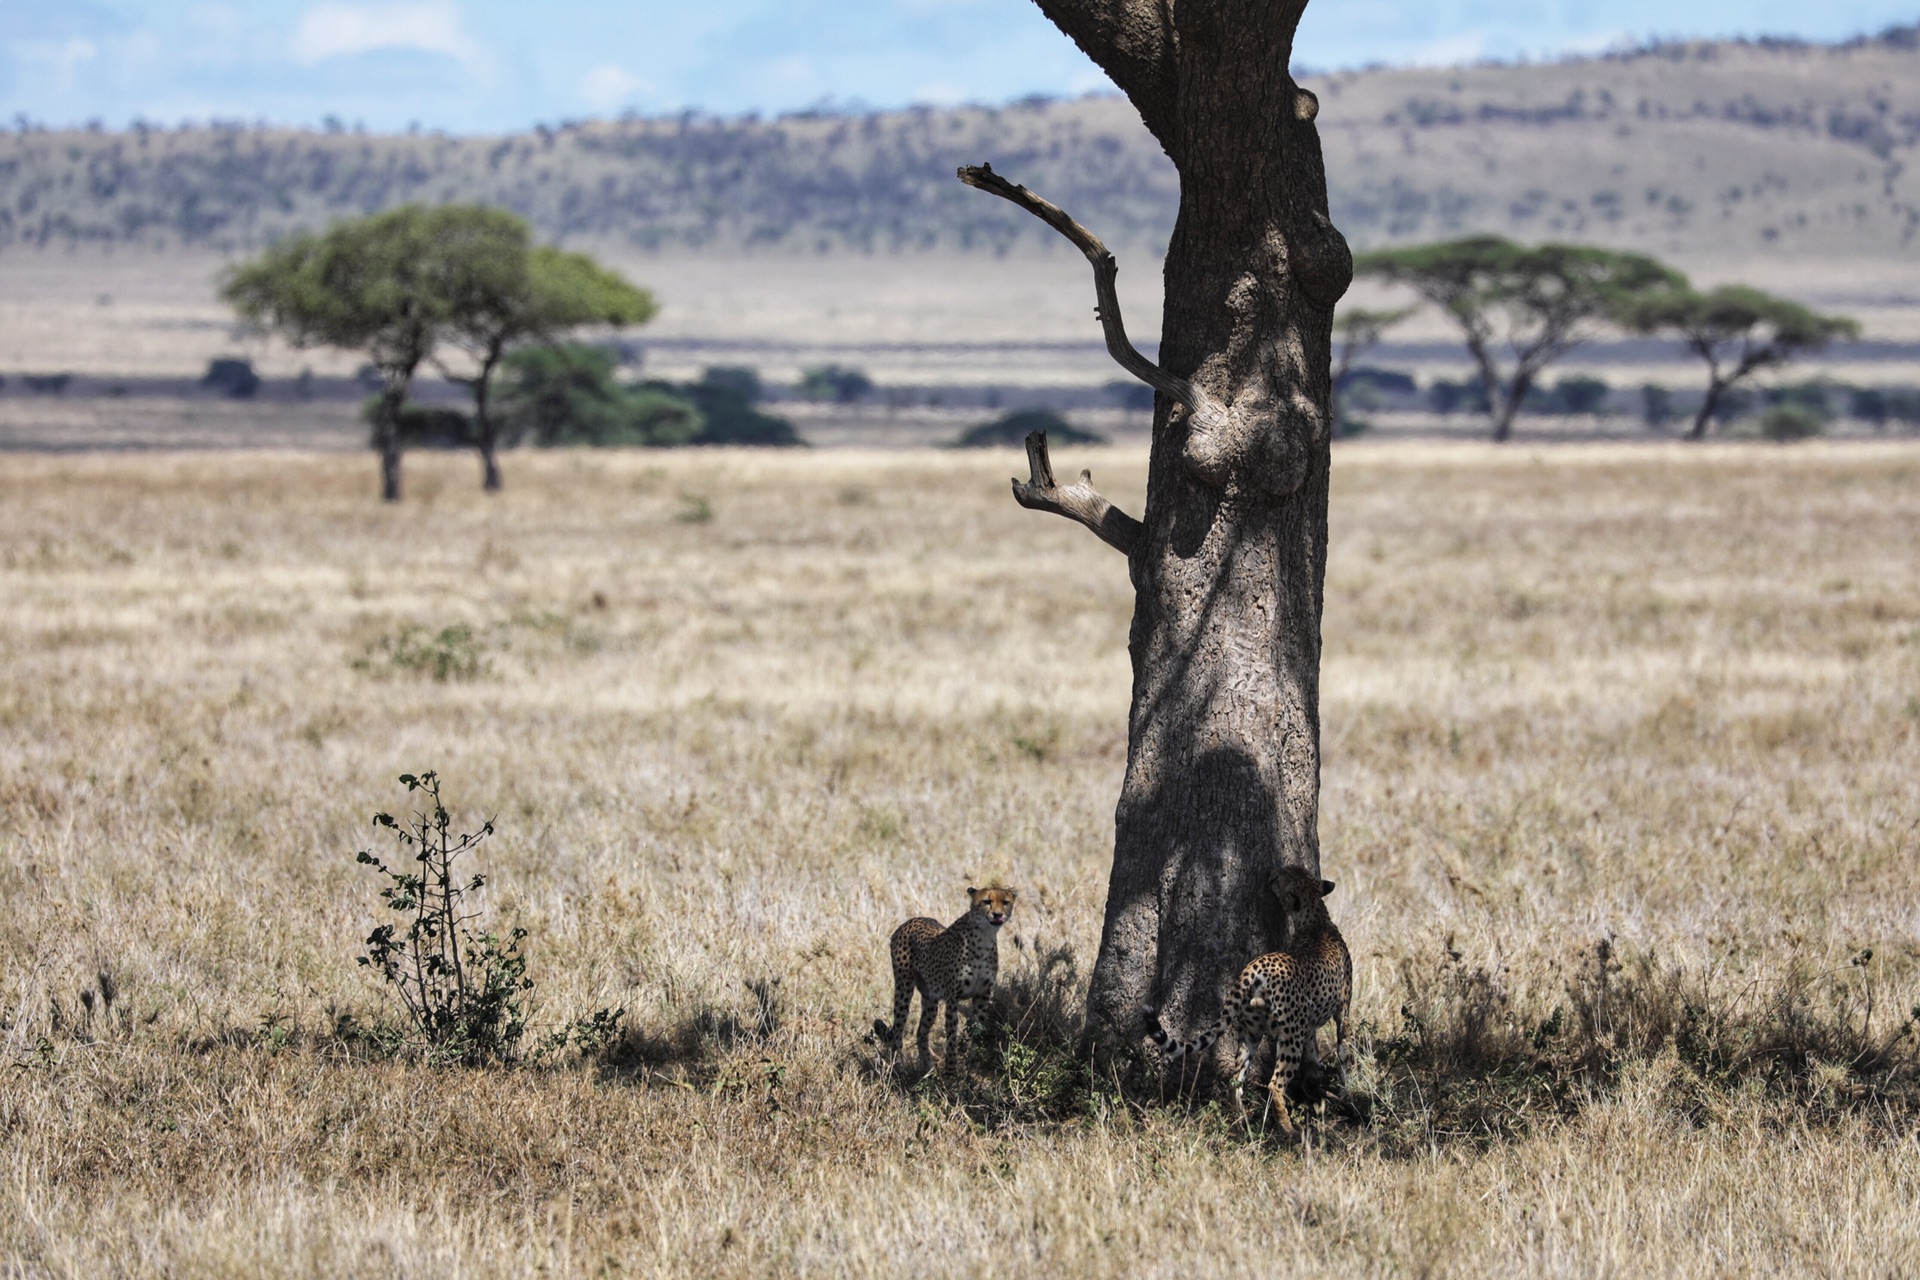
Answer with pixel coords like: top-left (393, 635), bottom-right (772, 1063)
top-left (359, 398), bottom-right (475, 449)
top-left (668, 373), bottom-right (803, 446)
top-left (1641, 383), bottom-right (1675, 427)
top-left (797, 363), bottom-right (873, 403)
top-left (1340, 366), bottom-right (1418, 396)
top-left (1427, 378), bottom-right (1490, 415)
top-left (537, 1006), bottom-right (629, 1062)
top-left (1530, 375), bottom-right (1612, 416)
top-left (499, 343), bottom-right (703, 447)
top-left (699, 365), bottom-right (762, 401)
top-left (202, 357), bottom-right (261, 398)
top-left (1762, 404), bottom-right (1825, 441)
top-left (950, 408), bottom-right (1107, 448)
top-left (356, 623), bottom-right (487, 681)
top-left (355, 771), bottom-right (531, 1065)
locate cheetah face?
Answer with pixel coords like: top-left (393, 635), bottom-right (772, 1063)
top-left (967, 885), bottom-right (1018, 927)
top-left (1268, 866), bottom-right (1335, 916)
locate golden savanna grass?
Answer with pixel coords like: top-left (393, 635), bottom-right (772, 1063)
top-left (3, 442), bottom-right (1919, 1277)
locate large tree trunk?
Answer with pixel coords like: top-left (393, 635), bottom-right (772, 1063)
top-left (376, 379), bottom-right (407, 503)
top-left (1491, 371), bottom-right (1532, 443)
top-left (1013, 0), bottom-right (1350, 1066)
top-left (475, 352), bottom-right (502, 493)
top-left (1465, 337), bottom-right (1518, 443)
top-left (1689, 380), bottom-right (1725, 440)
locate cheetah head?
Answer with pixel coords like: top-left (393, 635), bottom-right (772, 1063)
top-left (967, 885), bottom-right (1017, 928)
top-left (1269, 865), bottom-right (1335, 917)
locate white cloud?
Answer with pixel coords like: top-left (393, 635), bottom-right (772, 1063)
top-left (1407, 33), bottom-right (1492, 66)
top-left (7, 37), bottom-right (100, 90)
top-left (1555, 27), bottom-right (1638, 55)
top-left (579, 64), bottom-right (651, 111)
top-left (291, 1), bottom-right (483, 67)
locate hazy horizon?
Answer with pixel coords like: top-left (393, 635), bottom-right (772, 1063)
top-left (4, 0), bottom-right (1918, 136)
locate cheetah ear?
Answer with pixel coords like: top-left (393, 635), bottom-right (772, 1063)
top-left (1321, 879), bottom-right (1336, 898)
top-left (966, 885), bottom-right (979, 898)
top-left (1006, 888), bottom-right (1018, 902)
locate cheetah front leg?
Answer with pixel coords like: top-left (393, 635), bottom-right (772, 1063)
top-left (968, 982), bottom-right (997, 1055)
top-left (942, 996), bottom-right (963, 1081)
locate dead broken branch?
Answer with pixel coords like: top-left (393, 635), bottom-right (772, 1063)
top-left (957, 163), bottom-right (1192, 412)
top-left (1011, 431), bottom-right (1143, 557)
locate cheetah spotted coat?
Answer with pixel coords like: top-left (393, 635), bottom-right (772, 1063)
top-left (1144, 868), bottom-right (1352, 1131)
top-left (873, 886), bottom-right (1016, 1079)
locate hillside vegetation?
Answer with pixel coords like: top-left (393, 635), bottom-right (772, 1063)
top-left (3, 30), bottom-right (1917, 261)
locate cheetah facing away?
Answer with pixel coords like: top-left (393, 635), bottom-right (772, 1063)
top-left (873, 885), bottom-right (1016, 1080)
top-left (1144, 867), bottom-right (1352, 1132)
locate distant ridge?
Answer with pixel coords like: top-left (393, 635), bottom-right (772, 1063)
top-left (2, 26), bottom-right (1916, 261)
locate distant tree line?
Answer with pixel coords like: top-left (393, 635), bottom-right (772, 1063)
top-left (1339, 235), bottom-right (1858, 441)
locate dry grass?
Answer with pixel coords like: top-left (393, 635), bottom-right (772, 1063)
top-left (3, 442), bottom-right (1919, 1277)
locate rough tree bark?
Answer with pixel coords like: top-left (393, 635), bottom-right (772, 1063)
top-left (972, 0), bottom-right (1351, 1069)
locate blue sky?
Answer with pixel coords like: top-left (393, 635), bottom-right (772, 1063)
top-left (4, 0), bottom-right (1916, 134)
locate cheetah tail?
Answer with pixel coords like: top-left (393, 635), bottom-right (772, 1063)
top-left (871, 1018), bottom-right (897, 1045)
top-left (1143, 1005), bottom-right (1224, 1061)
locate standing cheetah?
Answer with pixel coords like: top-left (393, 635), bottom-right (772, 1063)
top-left (1144, 867), bottom-right (1352, 1132)
top-left (873, 885), bottom-right (1016, 1080)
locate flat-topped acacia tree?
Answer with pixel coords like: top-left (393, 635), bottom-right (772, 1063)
top-left (961, 0), bottom-right (1353, 1067)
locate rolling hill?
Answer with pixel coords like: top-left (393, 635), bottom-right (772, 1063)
top-left (2, 28), bottom-right (1917, 264)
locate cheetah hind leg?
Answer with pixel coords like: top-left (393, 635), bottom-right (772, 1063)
top-left (1329, 1010), bottom-right (1356, 1115)
top-left (1265, 1040), bottom-right (1301, 1136)
top-left (874, 975), bottom-right (917, 1054)
top-left (916, 992), bottom-right (940, 1073)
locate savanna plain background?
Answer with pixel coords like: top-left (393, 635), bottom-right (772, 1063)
top-left (4, 441), bottom-right (1918, 1276)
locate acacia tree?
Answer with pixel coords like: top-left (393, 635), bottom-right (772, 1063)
top-left (956, 0), bottom-right (1357, 1070)
top-left (225, 205), bottom-right (458, 502)
top-left (1354, 237), bottom-right (1681, 442)
top-left (441, 234), bottom-right (657, 491)
top-left (1618, 285), bottom-right (1857, 440)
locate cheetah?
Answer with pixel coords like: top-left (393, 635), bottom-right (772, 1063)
top-left (872, 885), bottom-right (1016, 1079)
top-left (1143, 866), bottom-right (1352, 1132)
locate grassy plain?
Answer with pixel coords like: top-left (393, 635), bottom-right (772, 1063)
top-left (3, 442), bottom-right (1919, 1277)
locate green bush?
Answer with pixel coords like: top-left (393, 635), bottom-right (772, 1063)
top-left (797, 363), bottom-right (872, 403)
top-left (1427, 379), bottom-right (1490, 415)
top-left (355, 772), bottom-right (531, 1065)
top-left (669, 372), bottom-right (803, 446)
top-left (1641, 384), bottom-right (1675, 427)
top-left (498, 343), bottom-right (700, 446)
top-left (949, 407), bottom-right (1108, 448)
top-left (354, 623), bottom-right (488, 681)
top-left (1761, 404), bottom-right (1826, 441)
top-left (361, 397), bottom-right (477, 449)
top-left (1532, 375), bottom-right (1611, 415)
top-left (495, 344), bottom-right (800, 447)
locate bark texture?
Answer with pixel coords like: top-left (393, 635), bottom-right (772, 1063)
top-left (998, 0), bottom-right (1351, 1062)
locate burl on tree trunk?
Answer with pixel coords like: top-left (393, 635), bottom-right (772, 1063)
top-left (969, 0), bottom-right (1350, 1064)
